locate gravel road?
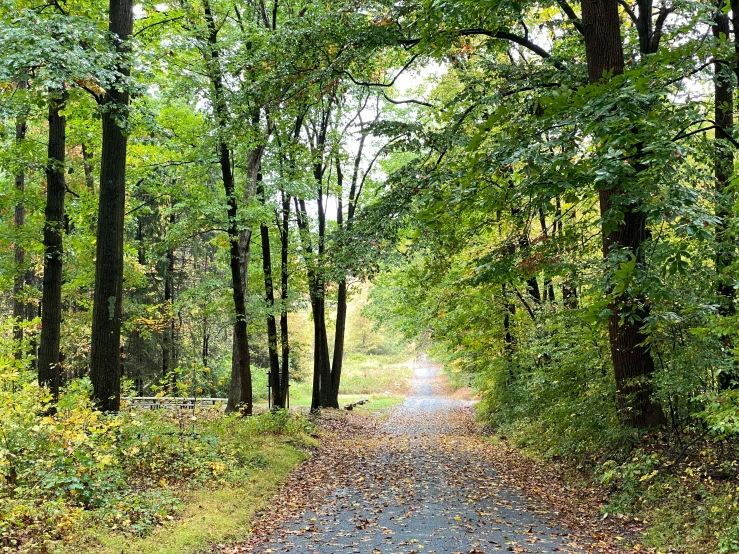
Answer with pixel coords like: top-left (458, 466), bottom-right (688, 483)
top-left (250, 363), bottom-right (589, 554)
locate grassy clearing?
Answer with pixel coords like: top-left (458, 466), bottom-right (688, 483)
top-left (286, 353), bottom-right (413, 409)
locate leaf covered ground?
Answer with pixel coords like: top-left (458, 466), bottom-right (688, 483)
top-left (220, 366), bottom-right (648, 554)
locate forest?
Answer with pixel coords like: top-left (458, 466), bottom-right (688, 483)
top-left (2, 0), bottom-right (739, 551)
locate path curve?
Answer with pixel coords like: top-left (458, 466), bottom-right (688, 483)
top-left (244, 362), bottom-right (592, 554)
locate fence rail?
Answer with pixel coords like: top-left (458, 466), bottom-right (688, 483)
top-left (124, 397), bottom-right (227, 410)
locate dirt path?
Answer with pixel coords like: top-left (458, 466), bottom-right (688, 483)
top-left (228, 363), bottom-right (610, 554)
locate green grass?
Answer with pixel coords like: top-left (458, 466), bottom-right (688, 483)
top-left (286, 354), bottom-right (414, 408)
top-left (60, 441), bottom-right (308, 554)
top-left (338, 393), bottom-right (406, 413)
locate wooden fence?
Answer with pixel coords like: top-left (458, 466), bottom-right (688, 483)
top-left (124, 397), bottom-right (227, 410)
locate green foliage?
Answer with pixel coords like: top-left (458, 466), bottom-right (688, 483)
top-left (0, 346), bottom-right (312, 551)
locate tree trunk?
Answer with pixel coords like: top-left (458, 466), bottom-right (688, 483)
top-left (203, 0), bottom-right (251, 414)
top-left (329, 179), bottom-right (346, 408)
top-left (714, 8), bottom-right (735, 312)
top-left (81, 143), bottom-right (96, 193)
top-left (294, 197), bottom-right (331, 411)
top-left (582, 0), bottom-right (665, 427)
top-left (162, 213), bottom-right (175, 388)
top-left (538, 208), bottom-right (555, 303)
top-left (313, 169), bottom-right (333, 410)
top-left (38, 88), bottom-right (68, 401)
top-left (331, 279), bottom-right (347, 407)
top-left (258, 178), bottom-right (283, 408)
top-left (714, 4), bottom-right (737, 389)
top-left (12, 80), bottom-right (28, 358)
top-left (307, 276), bottom-right (331, 411)
top-left (90, 0), bottom-right (134, 412)
top-left (502, 284), bottom-right (516, 383)
top-left (279, 190), bottom-right (290, 406)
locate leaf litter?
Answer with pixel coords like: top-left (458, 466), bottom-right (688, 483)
top-left (218, 366), bottom-right (649, 554)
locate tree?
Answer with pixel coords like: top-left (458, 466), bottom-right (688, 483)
top-left (90, 0), bottom-right (135, 411)
top-left (12, 80), bottom-right (28, 359)
top-left (713, 0), bottom-right (738, 389)
top-left (37, 87), bottom-right (67, 401)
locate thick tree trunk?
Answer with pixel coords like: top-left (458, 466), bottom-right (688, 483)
top-left (90, 0), bottom-right (134, 412)
top-left (223, 153), bottom-right (251, 415)
top-left (222, 150), bottom-right (251, 415)
top-left (582, 0), bottom-right (664, 427)
top-left (714, 10), bottom-right (735, 312)
top-left (714, 5), bottom-right (737, 389)
top-left (38, 88), bottom-right (68, 401)
top-left (13, 80), bottom-right (28, 357)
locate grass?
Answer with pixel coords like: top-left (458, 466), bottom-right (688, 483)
top-left (286, 354), bottom-right (414, 409)
top-left (338, 393), bottom-right (407, 413)
top-left (60, 441), bottom-right (308, 554)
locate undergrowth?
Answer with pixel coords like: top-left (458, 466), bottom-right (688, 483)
top-left (0, 364), bottom-right (313, 553)
top-left (461, 307), bottom-right (739, 553)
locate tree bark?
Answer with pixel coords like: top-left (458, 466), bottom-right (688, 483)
top-left (203, 0), bottom-right (251, 414)
top-left (38, 88), bottom-right (68, 401)
top-left (162, 213), bottom-right (175, 389)
top-left (258, 177), bottom-right (283, 408)
top-left (313, 168), bottom-right (333, 410)
top-left (279, 190), bottom-right (290, 407)
top-left (714, 4), bottom-right (737, 389)
top-left (582, 0), bottom-right (665, 427)
top-left (90, 0), bottom-right (134, 412)
top-left (714, 8), bottom-right (735, 313)
top-left (502, 284), bottom-right (516, 381)
top-left (81, 143), bottom-right (96, 193)
top-left (12, 80), bottom-right (28, 358)
top-left (330, 160), bottom-right (348, 408)
top-left (294, 197), bottom-right (331, 411)
top-left (538, 208), bottom-right (555, 303)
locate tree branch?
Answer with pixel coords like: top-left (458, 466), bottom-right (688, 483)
top-left (382, 92), bottom-right (433, 108)
top-left (133, 16), bottom-right (185, 37)
top-left (618, 0), bottom-right (638, 25)
top-left (400, 29), bottom-right (566, 70)
top-left (672, 120), bottom-right (739, 148)
top-left (459, 29), bottom-right (565, 70)
top-left (556, 0), bottom-right (584, 35)
top-left (650, 6), bottom-right (675, 53)
top-left (340, 53), bottom-right (422, 87)
top-left (514, 288), bottom-right (537, 321)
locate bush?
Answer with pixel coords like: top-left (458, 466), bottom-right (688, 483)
top-left (0, 336), bottom-right (313, 552)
